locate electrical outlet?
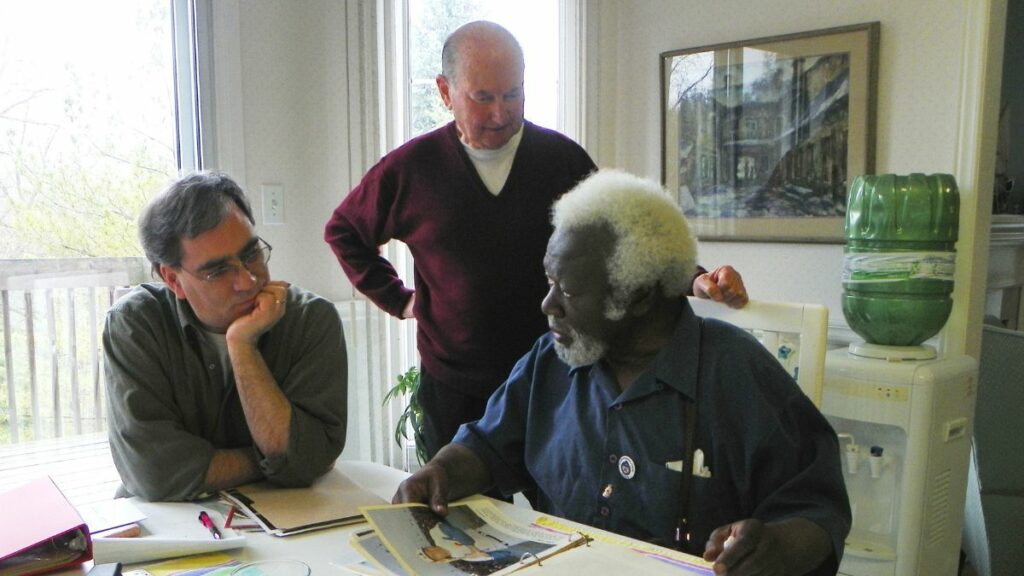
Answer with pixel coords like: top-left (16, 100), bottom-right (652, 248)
top-left (262, 184), bottom-right (285, 225)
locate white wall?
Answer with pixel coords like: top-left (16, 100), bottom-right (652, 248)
top-left (586, 0), bottom-right (1003, 352)
top-left (210, 0), bottom-right (372, 303)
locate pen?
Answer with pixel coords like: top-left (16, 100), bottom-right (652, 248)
top-left (198, 510), bottom-right (223, 539)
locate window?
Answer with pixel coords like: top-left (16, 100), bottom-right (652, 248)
top-left (0, 0), bottom-right (202, 447)
top-left (400, 0), bottom-right (564, 141)
top-left (0, 0), bottom-right (197, 260)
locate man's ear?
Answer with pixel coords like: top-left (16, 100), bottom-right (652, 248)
top-left (628, 286), bottom-right (657, 316)
top-left (159, 264), bottom-right (188, 300)
top-left (436, 74), bottom-right (453, 110)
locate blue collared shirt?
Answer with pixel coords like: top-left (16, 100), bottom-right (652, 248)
top-left (455, 303), bottom-right (850, 566)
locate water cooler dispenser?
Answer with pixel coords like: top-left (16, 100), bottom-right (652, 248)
top-left (823, 174), bottom-right (979, 575)
top-left (823, 345), bottom-right (976, 576)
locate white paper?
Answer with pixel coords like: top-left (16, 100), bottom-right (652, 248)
top-left (92, 500), bottom-right (245, 565)
top-left (77, 498), bottom-right (147, 534)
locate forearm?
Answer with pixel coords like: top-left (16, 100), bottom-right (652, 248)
top-left (202, 448), bottom-right (264, 493)
top-left (228, 341), bottom-right (292, 457)
top-left (433, 443), bottom-right (494, 500)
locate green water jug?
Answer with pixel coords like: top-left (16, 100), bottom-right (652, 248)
top-left (842, 173), bottom-right (959, 346)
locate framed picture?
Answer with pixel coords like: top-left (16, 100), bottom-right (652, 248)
top-left (661, 22), bottom-right (879, 242)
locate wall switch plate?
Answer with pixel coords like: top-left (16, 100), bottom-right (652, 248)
top-left (262, 183), bottom-right (285, 224)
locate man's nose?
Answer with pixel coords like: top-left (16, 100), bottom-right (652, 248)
top-left (541, 287), bottom-right (562, 318)
top-left (489, 100), bottom-right (507, 121)
top-left (232, 264), bottom-right (258, 291)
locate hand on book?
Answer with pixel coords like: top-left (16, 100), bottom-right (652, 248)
top-left (392, 462), bottom-right (451, 517)
top-left (702, 517), bottom-right (833, 576)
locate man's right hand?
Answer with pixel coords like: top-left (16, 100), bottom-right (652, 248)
top-left (393, 462), bottom-right (451, 516)
top-left (401, 293), bottom-right (416, 319)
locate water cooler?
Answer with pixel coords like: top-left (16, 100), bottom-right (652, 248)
top-left (822, 345), bottom-right (976, 576)
top-left (824, 173), bottom-right (979, 575)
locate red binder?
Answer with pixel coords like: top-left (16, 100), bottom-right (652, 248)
top-left (0, 477), bottom-right (93, 576)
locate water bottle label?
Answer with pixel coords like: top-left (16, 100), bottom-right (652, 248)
top-left (843, 252), bottom-right (956, 283)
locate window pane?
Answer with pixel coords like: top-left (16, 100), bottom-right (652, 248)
top-left (407, 0), bottom-right (560, 137)
top-left (0, 0), bottom-right (177, 258)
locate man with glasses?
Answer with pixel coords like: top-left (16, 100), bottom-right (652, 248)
top-left (103, 171), bottom-right (348, 501)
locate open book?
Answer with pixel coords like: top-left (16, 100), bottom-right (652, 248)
top-left (357, 500), bottom-right (583, 576)
top-left (220, 468), bottom-right (385, 537)
top-left (352, 499), bottom-right (715, 576)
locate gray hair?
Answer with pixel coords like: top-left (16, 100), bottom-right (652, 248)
top-left (441, 20), bottom-right (524, 85)
top-left (139, 171), bottom-right (254, 275)
top-left (551, 170), bottom-right (698, 319)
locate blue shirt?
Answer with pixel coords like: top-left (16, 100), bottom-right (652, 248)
top-left (454, 302), bottom-right (850, 569)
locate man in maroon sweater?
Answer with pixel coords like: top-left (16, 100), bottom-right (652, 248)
top-left (325, 21), bottom-right (747, 460)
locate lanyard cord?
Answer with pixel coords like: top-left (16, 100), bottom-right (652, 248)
top-left (675, 318), bottom-right (702, 549)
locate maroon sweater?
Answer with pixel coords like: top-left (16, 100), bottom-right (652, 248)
top-left (325, 121), bottom-right (596, 398)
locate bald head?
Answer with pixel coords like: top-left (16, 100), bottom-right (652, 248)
top-left (435, 20), bottom-right (526, 149)
top-left (441, 21), bottom-right (524, 86)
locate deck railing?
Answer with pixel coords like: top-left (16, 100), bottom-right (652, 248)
top-left (0, 258), bottom-right (414, 470)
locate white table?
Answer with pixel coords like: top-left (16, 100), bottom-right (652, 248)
top-left (71, 460), bottom-right (710, 575)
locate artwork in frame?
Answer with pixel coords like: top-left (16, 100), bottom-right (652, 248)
top-left (661, 22), bottom-right (879, 242)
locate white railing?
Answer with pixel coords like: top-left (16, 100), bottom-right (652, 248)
top-left (0, 258), bottom-right (414, 470)
top-left (0, 258), bottom-right (150, 443)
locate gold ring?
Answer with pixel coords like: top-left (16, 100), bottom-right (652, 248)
top-left (275, 299), bottom-right (283, 304)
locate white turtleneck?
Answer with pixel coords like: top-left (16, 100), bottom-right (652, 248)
top-left (462, 126), bottom-right (524, 196)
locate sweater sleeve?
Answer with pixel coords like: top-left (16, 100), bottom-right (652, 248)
top-left (324, 161), bottom-right (413, 318)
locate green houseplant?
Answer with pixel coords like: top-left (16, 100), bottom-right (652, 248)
top-left (382, 366), bottom-right (427, 464)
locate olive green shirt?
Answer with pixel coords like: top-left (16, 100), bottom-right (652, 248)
top-left (103, 283), bottom-right (348, 501)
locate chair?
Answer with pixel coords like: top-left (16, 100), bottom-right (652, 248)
top-left (687, 297), bottom-right (829, 407)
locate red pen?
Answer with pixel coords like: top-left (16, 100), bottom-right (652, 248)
top-left (198, 510), bottom-right (222, 539)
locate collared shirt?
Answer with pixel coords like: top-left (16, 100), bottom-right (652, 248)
top-left (455, 302), bottom-right (850, 569)
top-left (103, 283), bottom-right (348, 501)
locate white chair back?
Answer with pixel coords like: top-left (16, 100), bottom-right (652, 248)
top-left (687, 297), bottom-right (828, 407)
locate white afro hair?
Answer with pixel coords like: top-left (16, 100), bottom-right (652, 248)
top-left (551, 169), bottom-right (698, 318)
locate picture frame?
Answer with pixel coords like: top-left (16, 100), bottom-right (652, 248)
top-left (661, 22), bottom-right (879, 243)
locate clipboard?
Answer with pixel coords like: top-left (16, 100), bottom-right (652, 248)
top-left (0, 477), bottom-right (93, 576)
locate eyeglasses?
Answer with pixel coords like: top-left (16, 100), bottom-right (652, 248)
top-left (179, 237), bottom-right (273, 284)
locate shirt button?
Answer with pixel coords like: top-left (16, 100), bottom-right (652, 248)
top-left (614, 404), bottom-right (623, 411)
top-left (608, 454), bottom-right (617, 464)
top-left (208, 364), bottom-right (216, 370)
top-left (600, 506), bottom-right (610, 516)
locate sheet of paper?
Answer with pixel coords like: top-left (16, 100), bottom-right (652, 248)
top-left (92, 501), bottom-right (245, 565)
top-left (122, 552), bottom-right (241, 576)
top-left (77, 498), bottom-right (147, 534)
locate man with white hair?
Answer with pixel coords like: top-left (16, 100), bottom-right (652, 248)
top-left (394, 170), bottom-right (850, 575)
top-left (325, 20), bottom-right (748, 462)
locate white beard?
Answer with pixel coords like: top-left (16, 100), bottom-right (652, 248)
top-left (552, 324), bottom-right (608, 367)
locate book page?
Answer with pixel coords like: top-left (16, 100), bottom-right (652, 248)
top-left (360, 501), bottom-right (578, 576)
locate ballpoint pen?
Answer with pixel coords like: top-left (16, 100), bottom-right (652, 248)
top-left (198, 510), bottom-right (223, 539)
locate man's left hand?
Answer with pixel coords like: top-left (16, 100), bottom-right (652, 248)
top-left (227, 280), bottom-right (291, 345)
top-left (692, 265), bottom-right (748, 309)
top-left (702, 519), bottom-right (784, 575)
top-left (703, 517), bottom-right (832, 575)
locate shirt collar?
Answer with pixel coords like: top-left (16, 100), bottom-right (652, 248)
top-left (567, 299), bottom-right (701, 401)
top-left (652, 299), bottom-right (701, 401)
